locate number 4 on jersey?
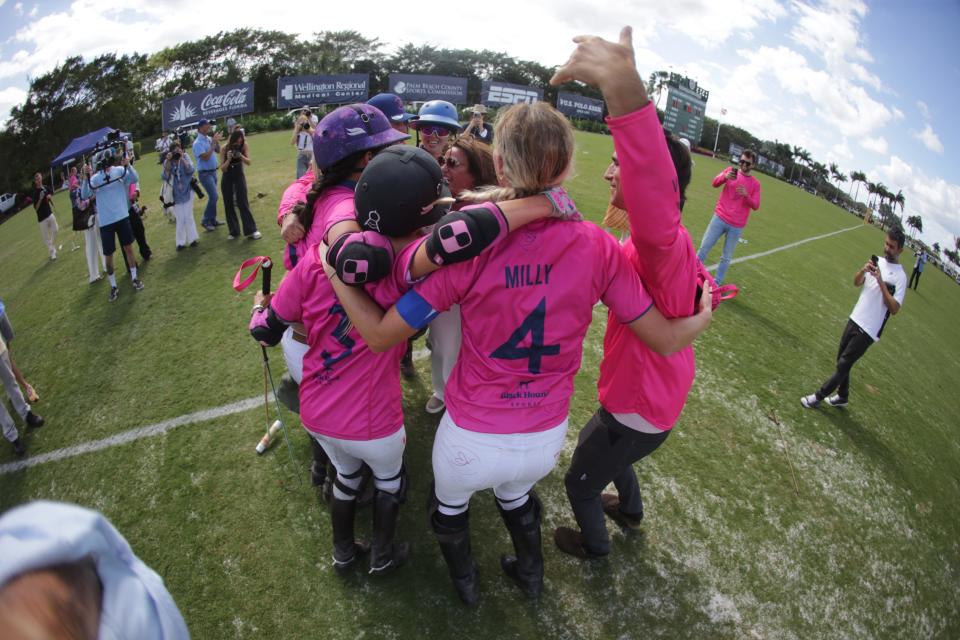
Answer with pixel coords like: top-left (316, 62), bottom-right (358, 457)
top-left (490, 297), bottom-right (560, 374)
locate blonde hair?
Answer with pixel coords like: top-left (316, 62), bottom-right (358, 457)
top-left (461, 102), bottom-right (574, 203)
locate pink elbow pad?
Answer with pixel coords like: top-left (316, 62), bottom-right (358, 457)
top-left (326, 231), bottom-right (394, 286)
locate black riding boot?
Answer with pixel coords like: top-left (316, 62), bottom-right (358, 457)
top-left (369, 488), bottom-right (409, 576)
top-left (310, 437), bottom-right (328, 487)
top-left (497, 493), bottom-right (544, 598)
top-left (432, 511), bottom-right (480, 608)
top-left (330, 497), bottom-right (369, 573)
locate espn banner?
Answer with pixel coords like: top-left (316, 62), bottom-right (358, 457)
top-left (555, 92), bottom-right (605, 121)
top-left (481, 80), bottom-right (542, 106)
top-left (388, 74), bottom-right (468, 104)
top-left (277, 74), bottom-right (369, 108)
top-left (162, 82), bottom-right (254, 129)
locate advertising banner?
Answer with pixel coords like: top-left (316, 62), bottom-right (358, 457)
top-left (277, 74), bottom-right (369, 108)
top-left (388, 74), bottom-right (468, 104)
top-left (555, 92), bottom-right (604, 121)
top-left (481, 80), bottom-right (542, 106)
top-left (162, 82), bottom-right (254, 129)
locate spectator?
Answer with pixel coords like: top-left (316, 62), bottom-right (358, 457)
top-left (32, 173), bottom-right (59, 261)
top-left (219, 128), bottom-right (260, 240)
top-left (192, 119), bottom-right (223, 231)
top-left (126, 184), bottom-right (152, 262)
top-left (461, 104), bottom-right (494, 144)
top-left (67, 166), bottom-right (79, 191)
top-left (80, 151), bottom-right (143, 302)
top-left (696, 149), bottom-right (762, 284)
top-left (291, 115), bottom-right (313, 179)
top-left (70, 183), bottom-right (105, 283)
top-left (0, 330), bottom-right (43, 456)
top-left (410, 100), bottom-right (461, 163)
top-left (0, 301), bottom-right (40, 403)
top-left (161, 142), bottom-right (200, 251)
top-left (0, 501), bottom-right (190, 639)
top-left (909, 249), bottom-right (927, 290)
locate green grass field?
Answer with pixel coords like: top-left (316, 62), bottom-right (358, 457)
top-left (1, 128), bottom-right (958, 639)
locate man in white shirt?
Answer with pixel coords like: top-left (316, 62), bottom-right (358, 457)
top-left (801, 228), bottom-right (908, 408)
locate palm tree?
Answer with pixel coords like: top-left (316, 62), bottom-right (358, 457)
top-left (866, 181), bottom-right (878, 208)
top-left (906, 215), bottom-right (923, 239)
top-left (647, 71), bottom-right (670, 109)
top-left (932, 241), bottom-right (940, 257)
top-left (789, 145), bottom-right (805, 182)
top-left (828, 162), bottom-right (840, 188)
top-left (893, 190), bottom-right (906, 225)
top-left (796, 148), bottom-right (812, 185)
top-left (850, 171), bottom-right (867, 200)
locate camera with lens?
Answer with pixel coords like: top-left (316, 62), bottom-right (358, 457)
top-left (171, 150), bottom-right (182, 162)
top-left (91, 131), bottom-right (126, 173)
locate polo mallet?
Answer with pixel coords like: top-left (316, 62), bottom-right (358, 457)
top-left (234, 256), bottom-right (302, 488)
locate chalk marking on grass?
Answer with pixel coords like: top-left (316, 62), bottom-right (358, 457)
top-left (706, 224), bottom-right (862, 270)
top-left (2, 226), bottom-right (859, 475)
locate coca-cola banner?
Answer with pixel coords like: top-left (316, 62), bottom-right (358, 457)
top-left (555, 91), bottom-right (605, 121)
top-left (162, 82), bottom-right (255, 129)
top-left (277, 74), bottom-right (368, 108)
top-left (388, 74), bottom-right (467, 104)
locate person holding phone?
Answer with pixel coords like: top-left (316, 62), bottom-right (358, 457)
top-left (461, 104), bottom-right (494, 144)
top-left (696, 148), bottom-right (762, 283)
top-left (292, 115), bottom-right (313, 179)
top-left (801, 228), bottom-right (907, 409)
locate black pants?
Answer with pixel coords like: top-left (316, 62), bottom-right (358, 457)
top-left (909, 268), bottom-right (922, 290)
top-left (129, 212), bottom-right (151, 261)
top-left (221, 166), bottom-right (257, 237)
top-left (564, 408), bottom-right (670, 555)
top-left (817, 319), bottom-right (873, 401)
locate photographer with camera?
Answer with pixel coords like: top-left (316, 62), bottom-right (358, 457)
top-left (291, 114), bottom-right (313, 179)
top-left (80, 146), bottom-right (142, 302)
top-left (192, 119), bottom-right (223, 231)
top-left (32, 173), bottom-right (59, 261)
top-left (460, 104), bottom-right (494, 144)
top-left (161, 142), bottom-right (200, 251)
top-left (219, 128), bottom-right (260, 240)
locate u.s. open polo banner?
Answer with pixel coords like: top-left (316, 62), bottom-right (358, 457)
top-left (277, 74), bottom-right (369, 108)
top-left (556, 92), bottom-right (605, 121)
top-left (162, 82), bottom-right (254, 129)
top-left (481, 80), bottom-right (542, 106)
top-left (388, 74), bottom-right (468, 104)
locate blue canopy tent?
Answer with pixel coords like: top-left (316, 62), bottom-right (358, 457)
top-left (48, 126), bottom-right (116, 189)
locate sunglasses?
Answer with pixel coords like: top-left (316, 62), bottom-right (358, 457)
top-left (419, 126), bottom-right (451, 137)
top-left (440, 156), bottom-right (463, 168)
top-left (739, 159), bottom-right (753, 168)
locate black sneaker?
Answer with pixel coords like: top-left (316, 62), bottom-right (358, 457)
top-left (108, 287), bottom-right (119, 302)
top-left (190, 240), bottom-right (199, 247)
top-left (25, 411), bottom-right (44, 428)
top-left (132, 279), bottom-right (144, 291)
top-left (826, 395), bottom-right (848, 407)
top-left (11, 438), bottom-right (25, 457)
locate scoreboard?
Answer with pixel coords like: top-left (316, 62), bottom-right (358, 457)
top-left (662, 73), bottom-right (709, 146)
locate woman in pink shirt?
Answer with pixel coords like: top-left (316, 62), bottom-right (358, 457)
top-left (548, 28), bottom-right (733, 560)
top-left (326, 102), bottom-right (712, 606)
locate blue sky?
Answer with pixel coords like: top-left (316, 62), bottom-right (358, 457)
top-left (0, 0), bottom-right (957, 251)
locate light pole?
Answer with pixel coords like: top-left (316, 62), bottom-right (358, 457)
top-left (713, 107), bottom-right (727, 154)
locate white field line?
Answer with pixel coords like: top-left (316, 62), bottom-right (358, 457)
top-left (1, 227), bottom-right (859, 475)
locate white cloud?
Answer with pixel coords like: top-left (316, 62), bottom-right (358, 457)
top-left (913, 124), bottom-right (944, 154)
top-left (0, 85), bottom-right (27, 123)
top-left (917, 100), bottom-right (931, 120)
top-left (789, 0), bottom-right (882, 90)
top-left (13, 1), bottom-right (23, 15)
top-left (860, 136), bottom-right (888, 154)
top-left (891, 107), bottom-right (904, 120)
top-left (874, 155), bottom-right (960, 248)
top-left (27, 4), bottom-right (36, 18)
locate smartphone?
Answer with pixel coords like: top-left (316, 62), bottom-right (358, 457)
top-left (870, 254), bottom-right (879, 267)
top-left (729, 167), bottom-right (738, 179)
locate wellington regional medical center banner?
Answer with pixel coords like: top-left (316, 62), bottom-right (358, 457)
top-left (162, 82), bottom-right (254, 129)
top-left (277, 74), bottom-right (369, 108)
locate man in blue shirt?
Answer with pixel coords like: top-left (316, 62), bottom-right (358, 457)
top-left (81, 149), bottom-right (142, 302)
top-left (908, 250), bottom-right (927, 290)
top-left (192, 119), bottom-right (223, 231)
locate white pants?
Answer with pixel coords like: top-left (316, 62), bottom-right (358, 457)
top-left (39, 215), bottom-right (58, 259)
top-left (0, 352), bottom-right (29, 442)
top-left (173, 197), bottom-right (198, 247)
top-left (432, 411), bottom-right (568, 510)
top-left (83, 222), bottom-right (105, 282)
top-left (312, 427), bottom-right (406, 499)
top-left (429, 305), bottom-right (461, 401)
top-left (280, 326), bottom-right (308, 384)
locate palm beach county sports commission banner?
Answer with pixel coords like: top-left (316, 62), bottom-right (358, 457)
top-left (276, 74), bottom-right (369, 108)
top-left (162, 82), bottom-right (254, 129)
top-left (388, 74), bottom-right (468, 104)
top-left (480, 80), bottom-right (543, 106)
top-left (555, 92), bottom-right (605, 121)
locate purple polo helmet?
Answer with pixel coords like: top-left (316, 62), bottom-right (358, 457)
top-left (312, 104), bottom-right (410, 171)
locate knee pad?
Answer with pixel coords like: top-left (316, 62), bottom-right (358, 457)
top-left (495, 493), bottom-right (530, 513)
top-left (432, 508), bottom-right (469, 534)
top-left (332, 465), bottom-right (365, 501)
top-left (374, 464), bottom-right (406, 497)
top-left (326, 231), bottom-right (394, 286)
top-left (425, 204), bottom-right (507, 266)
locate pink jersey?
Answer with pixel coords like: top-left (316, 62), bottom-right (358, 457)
top-left (711, 169), bottom-right (761, 228)
top-left (598, 103), bottom-right (702, 430)
top-left (269, 241), bottom-right (419, 440)
top-left (277, 174), bottom-right (354, 272)
top-left (404, 218), bottom-right (653, 435)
